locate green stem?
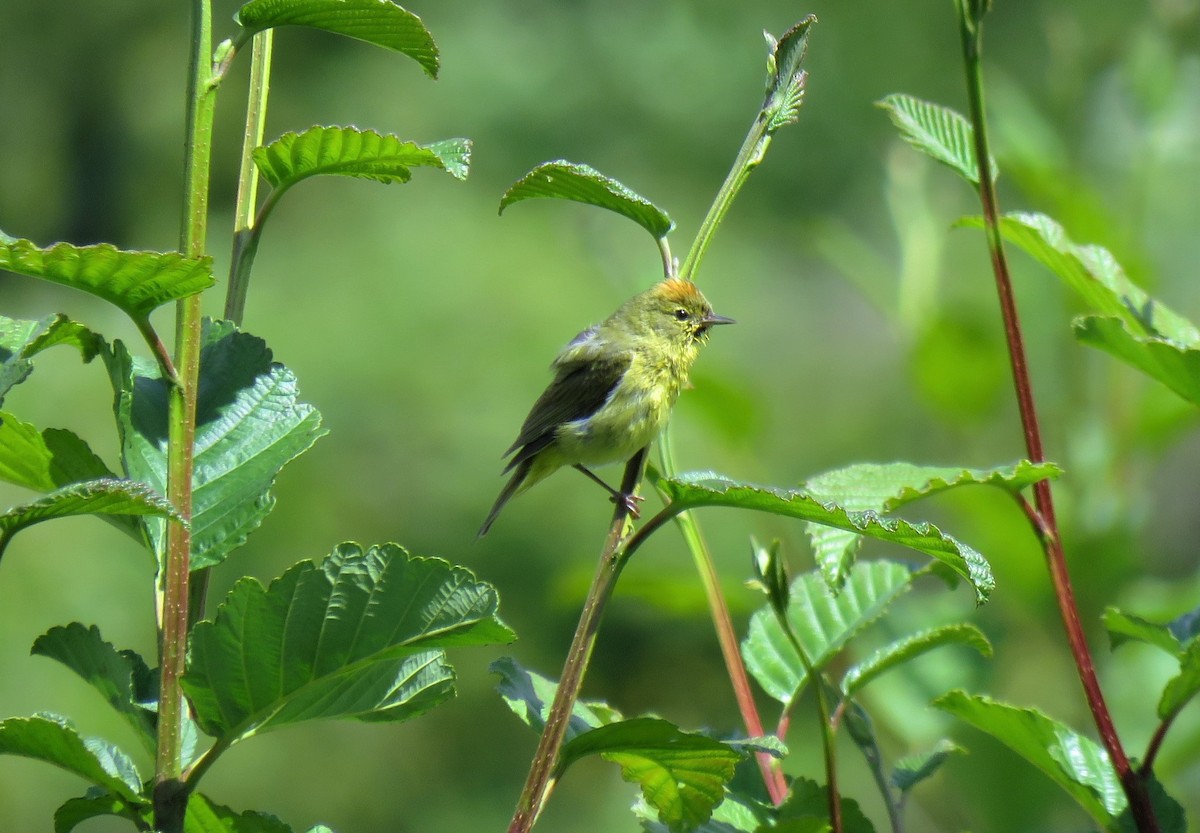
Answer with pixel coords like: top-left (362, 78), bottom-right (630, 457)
top-left (224, 30), bottom-right (274, 326)
top-left (655, 431), bottom-right (788, 805)
top-left (156, 1), bottom-right (217, 829)
top-left (507, 448), bottom-right (648, 833)
top-left (955, 5), bottom-right (1157, 832)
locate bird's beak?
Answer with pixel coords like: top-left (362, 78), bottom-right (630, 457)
top-left (703, 313), bottom-right (736, 327)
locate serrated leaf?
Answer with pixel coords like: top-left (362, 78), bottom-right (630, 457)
top-left (762, 17), bottom-right (815, 132)
top-left (660, 473), bottom-right (994, 603)
top-left (0, 714), bottom-right (145, 804)
top-left (1074, 315), bottom-right (1200, 406)
top-left (742, 561), bottom-right (915, 705)
top-left (183, 543), bottom-right (514, 742)
top-left (961, 212), bottom-right (1200, 347)
top-left (1101, 607), bottom-right (1182, 657)
top-left (55, 792), bottom-right (149, 833)
top-left (935, 691), bottom-right (1122, 825)
top-left (499, 161), bottom-right (674, 240)
top-left (31, 624), bottom-right (158, 754)
top-left (0, 412), bottom-right (115, 493)
top-left (491, 656), bottom-right (616, 740)
top-left (104, 320), bottom-right (326, 569)
top-left (184, 793), bottom-right (316, 833)
top-left (841, 624), bottom-right (991, 698)
top-left (890, 739), bottom-right (965, 793)
top-left (0, 478), bottom-right (179, 562)
top-left (802, 460), bottom-right (1058, 586)
top-left (0, 238), bottom-right (213, 319)
top-left (877, 94), bottom-right (997, 185)
top-left (254, 127), bottom-right (466, 190)
top-left (562, 717), bottom-right (741, 832)
top-left (774, 777), bottom-right (877, 833)
top-left (0, 313), bottom-right (103, 405)
top-left (236, 0), bottom-right (438, 78)
top-left (1158, 640), bottom-right (1200, 722)
top-left (637, 790), bottom-right (768, 833)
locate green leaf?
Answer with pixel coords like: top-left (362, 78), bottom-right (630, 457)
top-left (0, 238), bottom-right (213, 319)
top-left (1158, 640), bottom-right (1200, 722)
top-left (841, 623), bottom-right (992, 698)
top-left (1102, 607), bottom-right (1183, 657)
top-left (236, 0), bottom-right (438, 78)
top-left (1168, 605), bottom-right (1200, 645)
top-left (0, 478), bottom-right (179, 562)
top-left (890, 739), bottom-right (965, 793)
top-left (183, 543), bottom-right (514, 742)
top-left (105, 321), bottom-right (326, 569)
top-left (659, 473), bottom-right (994, 603)
top-left (0, 313), bottom-right (103, 405)
top-left (962, 212), bottom-right (1200, 346)
top-left (774, 777), bottom-right (877, 833)
top-left (742, 560), bottom-right (916, 705)
top-left (935, 690), bottom-right (1122, 826)
top-left (55, 793), bottom-right (149, 833)
top-left (184, 793), bottom-right (327, 833)
top-left (0, 714), bottom-right (145, 804)
top-left (499, 161), bottom-right (675, 240)
top-left (491, 656), bottom-right (616, 740)
top-left (802, 460), bottom-right (1058, 585)
top-left (254, 127), bottom-right (468, 191)
top-left (0, 412), bottom-right (115, 493)
top-left (1074, 315), bottom-right (1200, 406)
top-left (877, 94), bottom-right (997, 185)
top-left (762, 17), bottom-right (815, 132)
top-left (31, 624), bottom-right (158, 754)
top-left (562, 717), bottom-right (741, 832)
top-left (636, 791), bottom-right (768, 833)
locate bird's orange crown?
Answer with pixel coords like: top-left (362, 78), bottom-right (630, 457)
top-left (654, 278), bottom-right (707, 306)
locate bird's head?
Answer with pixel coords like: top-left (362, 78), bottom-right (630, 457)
top-left (627, 278), bottom-right (735, 349)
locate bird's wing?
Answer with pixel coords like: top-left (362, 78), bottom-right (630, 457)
top-left (503, 350), bottom-right (631, 470)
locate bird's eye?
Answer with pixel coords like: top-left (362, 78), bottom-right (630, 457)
top-left (673, 308), bottom-right (690, 321)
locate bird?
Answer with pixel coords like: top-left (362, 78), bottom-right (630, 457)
top-left (479, 277), bottom-right (733, 536)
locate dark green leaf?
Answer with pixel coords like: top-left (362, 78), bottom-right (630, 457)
top-left (236, 0), bottom-right (438, 78)
top-left (635, 791), bottom-right (768, 833)
top-left (31, 624), bottom-right (158, 754)
top-left (1101, 607), bottom-right (1182, 657)
top-left (55, 792), bottom-right (149, 833)
top-left (562, 717), bottom-right (740, 832)
top-left (802, 460), bottom-right (1058, 585)
top-left (184, 793), bottom-right (329, 833)
top-left (742, 561), bottom-right (915, 705)
top-left (890, 739), bottom-right (965, 792)
top-left (935, 690), bottom-right (1122, 826)
top-left (0, 714), bottom-right (145, 804)
top-left (1158, 640), bottom-right (1200, 722)
top-left (773, 777), bottom-right (877, 833)
top-left (748, 536), bottom-right (790, 619)
top-left (660, 473), bottom-right (994, 603)
top-left (1074, 315), bottom-right (1200, 406)
top-left (0, 412), bottom-right (115, 493)
top-left (877, 94), bottom-right (996, 185)
top-left (499, 161), bottom-right (674, 240)
top-left (0, 478), bottom-right (179, 562)
top-left (0, 313), bottom-right (103, 405)
top-left (1169, 605), bottom-right (1200, 645)
top-left (184, 543), bottom-right (514, 742)
top-left (762, 17), bottom-right (815, 132)
top-left (491, 656), bottom-right (616, 740)
top-left (105, 321), bottom-right (326, 569)
top-left (0, 238), bottom-right (213, 318)
top-left (841, 624), bottom-right (992, 697)
top-left (254, 127), bottom-right (467, 190)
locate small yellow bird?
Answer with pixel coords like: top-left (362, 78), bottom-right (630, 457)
top-left (479, 278), bottom-right (733, 536)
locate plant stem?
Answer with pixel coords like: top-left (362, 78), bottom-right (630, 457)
top-left (655, 431), bottom-right (788, 804)
top-left (156, 1), bottom-right (216, 829)
top-left (955, 4), bottom-right (1157, 831)
top-left (224, 30), bottom-right (274, 326)
top-left (507, 448), bottom-right (647, 833)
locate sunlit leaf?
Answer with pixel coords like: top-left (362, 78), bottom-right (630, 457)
top-left (1158, 640), bottom-right (1200, 722)
top-left (762, 17), bottom-right (815, 132)
top-left (1102, 607), bottom-right (1183, 657)
top-left (659, 473), bottom-right (994, 603)
top-left (236, 0), bottom-right (438, 78)
top-left (0, 313), bottom-right (103, 405)
top-left (499, 161), bottom-right (674, 240)
top-left (877, 94), bottom-right (996, 185)
top-left (743, 560), bottom-right (915, 705)
top-left (1074, 315), bottom-right (1200, 406)
top-left (54, 792), bottom-right (149, 833)
top-left (491, 656), bottom-right (617, 740)
top-left (0, 238), bottom-right (213, 318)
top-left (0, 714), bottom-right (145, 804)
top-left (184, 543), bottom-right (513, 742)
top-left (841, 623), bottom-right (991, 697)
top-left (425, 138), bottom-right (472, 181)
top-left (802, 460), bottom-right (1058, 585)
top-left (891, 739), bottom-right (965, 793)
top-left (0, 412), bottom-right (115, 494)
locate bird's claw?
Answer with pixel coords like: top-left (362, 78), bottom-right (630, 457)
top-left (612, 492), bottom-right (645, 519)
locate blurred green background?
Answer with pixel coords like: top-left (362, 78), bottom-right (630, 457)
top-left (2, 1), bottom-right (1199, 830)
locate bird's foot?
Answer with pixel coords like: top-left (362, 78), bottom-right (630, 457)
top-left (612, 492), bottom-right (645, 519)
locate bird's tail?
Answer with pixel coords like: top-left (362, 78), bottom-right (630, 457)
top-left (477, 459), bottom-right (531, 537)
